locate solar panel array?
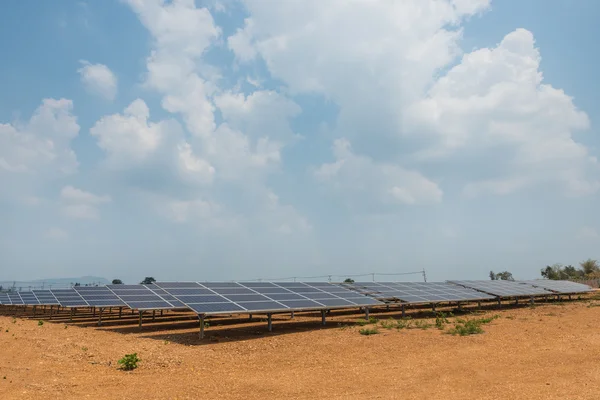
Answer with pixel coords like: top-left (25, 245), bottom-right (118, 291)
top-left (343, 281), bottom-right (496, 303)
top-left (107, 284), bottom-right (176, 310)
top-left (50, 289), bottom-right (89, 307)
top-left (73, 286), bottom-right (126, 307)
top-left (32, 290), bottom-right (60, 305)
top-left (155, 281), bottom-right (382, 315)
top-left (18, 292), bottom-right (40, 305)
top-left (0, 293), bottom-right (11, 304)
top-left (448, 280), bottom-right (554, 297)
top-left (518, 280), bottom-right (593, 294)
top-left (144, 285), bottom-right (186, 308)
top-left (7, 292), bottom-right (24, 305)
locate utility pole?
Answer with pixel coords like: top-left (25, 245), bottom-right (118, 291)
top-left (422, 269), bottom-right (427, 282)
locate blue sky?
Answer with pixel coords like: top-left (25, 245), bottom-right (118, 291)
top-left (1, 0), bottom-right (598, 284)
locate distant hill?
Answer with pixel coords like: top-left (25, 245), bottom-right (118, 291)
top-left (0, 276), bottom-right (110, 290)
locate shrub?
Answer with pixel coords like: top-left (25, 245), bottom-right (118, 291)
top-left (396, 317), bottom-right (412, 330)
top-left (447, 315), bottom-right (499, 336)
top-left (414, 320), bottom-right (432, 330)
top-left (37, 320), bottom-right (44, 326)
top-left (380, 318), bottom-right (397, 330)
top-left (118, 353), bottom-right (141, 371)
top-left (359, 327), bottom-right (379, 336)
top-left (435, 312), bottom-right (450, 329)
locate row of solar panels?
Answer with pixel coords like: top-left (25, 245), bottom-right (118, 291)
top-left (0, 280), bottom-right (592, 316)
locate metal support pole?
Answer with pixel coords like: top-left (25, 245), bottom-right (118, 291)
top-left (515, 298), bottom-right (518, 305)
top-left (401, 304), bottom-right (406, 318)
top-left (321, 310), bottom-right (326, 326)
top-left (160, 310), bottom-right (163, 316)
top-left (497, 298), bottom-right (501, 308)
top-left (477, 302), bottom-right (481, 310)
top-left (457, 302), bottom-right (462, 311)
top-left (558, 295), bottom-right (562, 302)
top-left (432, 303), bottom-right (436, 313)
top-left (93, 307), bottom-right (96, 317)
top-left (530, 297), bottom-right (534, 305)
top-left (267, 314), bottom-right (273, 332)
top-left (152, 310), bottom-right (156, 322)
top-left (290, 311), bottom-right (294, 319)
top-left (32, 305), bottom-right (36, 318)
top-left (568, 295), bottom-right (572, 301)
top-left (364, 308), bottom-right (370, 320)
top-left (49, 305), bottom-right (53, 320)
top-left (249, 314), bottom-right (252, 321)
top-left (199, 315), bottom-right (205, 339)
top-left (386, 304), bottom-right (390, 311)
top-left (118, 307), bottom-right (122, 319)
top-left (138, 311), bottom-right (143, 329)
top-left (97, 308), bottom-right (103, 327)
top-left (70, 308), bottom-right (75, 322)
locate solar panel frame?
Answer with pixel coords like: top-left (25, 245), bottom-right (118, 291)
top-left (7, 292), bottom-right (24, 305)
top-left (447, 280), bottom-right (554, 297)
top-left (73, 286), bottom-right (126, 308)
top-left (155, 281), bottom-right (383, 315)
top-left (518, 280), bottom-right (593, 294)
top-left (32, 290), bottom-right (60, 305)
top-left (341, 281), bottom-right (497, 304)
top-left (106, 284), bottom-right (176, 310)
top-left (18, 292), bottom-right (40, 305)
top-left (50, 289), bottom-right (90, 307)
top-left (0, 293), bottom-right (11, 305)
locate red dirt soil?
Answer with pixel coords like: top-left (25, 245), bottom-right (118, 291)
top-left (1, 299), bottom-right (599, 400)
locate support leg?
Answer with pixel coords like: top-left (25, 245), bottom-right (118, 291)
top-left (364, 308), bottom-right (370, 320)
top-left (32, 306), bottom-right (36, 318)
top-left (97, 308), bottom-right (103, 327)
top-left (249, 314), bottom-right (252, 321)
top-left (118, 307), bottom-right (122, 319)
top-left (321, 310), bottom-right (326, 326)
top-left (497, 299), bottom-right (501, 308)
top-left (152, 310), bottom-right (156, 322)
top-left (457, 302), bottom-right (462, 312)
top-left (290, 311), bottom-right (294, 319)
top-left (49, 305), bottom-right (53, 320)
top-left (515, 298), bottom-right (518, 305)
top-left (401, 304), bottom-right (406, 318)
top-left (160, 310), bottom-right (163, 316)
top-left (92, 307), bottom-right (96, 317)
top-left (432, 303), bottom-right (436, 313)
top-left (530, 297), bottom-right (534, 305)
top-left (138, 311), bottom-right (143, 329)
top-left (199, 315), bottom-right (205, 339)
top-left (70, 308), bottom-right (75, 322)
top-left (477, 302), bottom-right (481, 310)
top-left (267, 314), bottom-right (273, 332)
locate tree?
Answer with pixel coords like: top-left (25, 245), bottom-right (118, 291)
top-left (489, 271), bottom-right (497, 280)
top-left (580, 259), bottom-right (600, 276)
top-left (343, 278), bottom-right (355, 283)
top-left (490, 270), bottom-right (513, 281)
top-left (112, 279), bottom-right (123, 285)
top-left (74, 282), bottom-right (81, 287)
top-left (140, 277), bottom-right (156, 285)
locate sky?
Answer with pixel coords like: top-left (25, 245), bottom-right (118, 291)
top-left (1, 0), bottom-right (599, 284)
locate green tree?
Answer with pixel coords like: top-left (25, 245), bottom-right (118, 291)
top-left (343, 278), bottom-right (355, 283)
top-left (580, 259), bottom-right (600, 276)
top-left (112, 279), bottom-right (123, 285)
top-left (140, 277), bottom-right (156, 285)
top-left (495, 271), bottom-right (514, 281)
top-left (489, 271), bottom-right (497, 280)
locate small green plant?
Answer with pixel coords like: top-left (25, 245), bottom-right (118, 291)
top-left (11, 318), bottom-right (16, 324)
top-left (81, 347), bottom-right (88, 352)
top-left (359, 327), bottom-right (379, 336)
top-left (356, 316), bottom-right (378, 326)
top-left (435, 312), bottom-right (450, 329)
top-left (396, 317), bottom-right (412, 330)
top-left (380, 318), bottom-right (397, 330)
top-left (37, 320), bottom-right (44, 326)
top-left (446, 315), bottom-right (499, 336)
top-left (118, 353), bottom-right (141, 371)
top-left (413, 320), bottom-right (432, 330)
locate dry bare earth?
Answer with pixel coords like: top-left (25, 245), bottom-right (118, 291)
top-left (1, 299), bottom-right (600, 400)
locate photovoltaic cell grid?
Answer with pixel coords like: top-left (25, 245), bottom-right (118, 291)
top-left (447, 280), bottom-right (554, 297)
top-left (107, 284), bottom-right (176, 310)
top-left (18, 292), bottom-right (40, 305)
top-left (7, 292), bottom-right (24, 305)
top-left (342, 282), bottom-right (496, 304)
top-left (144, 285), bottom-right (186, 308)
top-left (518, 280), bottom-right (593, 294)
top-left (73, 286), bottom-right (126, 307)
top-left (32, 290), bottom-right (60, 305)
top-left (155, 282), bottom-right (382, 315)
top-left (50, 289), bottom-right (89, 307)
top-left (0, 293), bottom-right (11, 305)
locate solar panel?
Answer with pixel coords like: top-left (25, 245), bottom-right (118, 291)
top-left (342, 282), bottom-right (496, 304)
top-left (50, 289), bottom-right (89, 307)
top-left (32, 290), bottom-right (60, 305)
top-left (107, 284), bottom-right (176, 310)
top-left (447, 280), bottom-right (554, 297)
top-left (0, 293), bottom-right (11, 305)
top-left (7, 292), bottom-right (24, 305)
top-left (73, 286), bottom-right (126, 307)
top-left (155, 281), bottom-right (383, 315)
top-left (518, 280), bottom-right (593, 294)
top-left (144, 285), bottom-right (187, 308)
top-left (18, 292), bottom-right (40, 305)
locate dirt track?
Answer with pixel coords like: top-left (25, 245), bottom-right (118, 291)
top-left (1, 298), bottom-right (599, 400)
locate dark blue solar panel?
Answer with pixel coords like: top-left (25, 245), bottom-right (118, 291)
top-left (126, 301), bottom-right (176, 310)
top-left (251, 287), bottom-right (293, 294)
top-left (277, 300), bottom-right (323, 309)
top-left (32, 290), bottom-right (60, 305)
top-left (314, 298), bottom-right (355, 307)
top-left (302, 292), bottom-right (337, 300)
top-left (225, 294), bottom-right (270, 302)
top-left (176, 295), bottom-right (226, 303)
top-left (18, 292), bottom-right (40, 305)
top-left (107, 284), bottom-right (175, 310)
top-left (166, 288), bottom-right (215, 296)
top-left (210, 288), bottom-right (256, 295)
top-left (155, 282), bottom-right (202, 288)
top-left (188, 302), bottom-right (245, 314)
top-left (200, 282), bottom-right (243, 288)
top-left (8, 293), bottom-right (24, 305)
top-left (264, 293), bottom-right (306, 301)
top-left (238, 282), bottom-right (278, 288)
top-left (0, 293), bottom-right (11, 304)
top-left (236, 301), bottom-right (285, 311)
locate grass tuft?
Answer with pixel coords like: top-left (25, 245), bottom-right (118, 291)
top-left (359, 327), bottom-right (379, 336)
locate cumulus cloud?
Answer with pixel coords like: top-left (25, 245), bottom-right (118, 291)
top-left (407, 28), bottom-right (598, 197)
top-left (77, 60), bottom-right (117, 100)
top-left (0, 98), bottom-right (79, 177)
top-left (315, 139), bottom-right (443, 206)
top-left (60, 185), bottom-right (111, 220)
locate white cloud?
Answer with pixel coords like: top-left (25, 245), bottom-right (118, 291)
top-left (315, 139), bottom-right (443, 206)
top-left (77, 60), bottom-right (117, 100)
top-left (0, 98), bottom-right (79, 177)
top-left (406, 28), bottom-right (598, 197)
top-left (60, 185), bottom-right (111, 220)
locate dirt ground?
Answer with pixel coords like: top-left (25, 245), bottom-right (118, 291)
top-left (1, 297), bottom-right (599, 400)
